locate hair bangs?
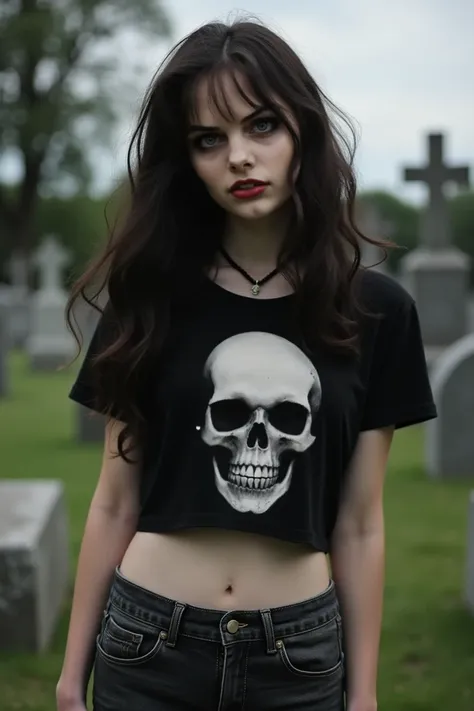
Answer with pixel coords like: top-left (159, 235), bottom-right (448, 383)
top-left (185, 57), bottom-right (286, 128)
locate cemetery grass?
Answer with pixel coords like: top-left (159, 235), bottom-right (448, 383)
top-left (0, 354), bottom-right (473, 711)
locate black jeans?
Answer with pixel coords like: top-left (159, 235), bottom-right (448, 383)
top-left (93, 567), bottom-right (346, 710)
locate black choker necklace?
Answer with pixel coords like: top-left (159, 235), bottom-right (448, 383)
top-left (219, 247), bottom-right (280, 296)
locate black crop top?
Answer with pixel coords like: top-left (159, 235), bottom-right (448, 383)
top-left (69, 269), bottom-right (437, 552)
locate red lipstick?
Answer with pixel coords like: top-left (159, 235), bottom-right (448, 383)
top-left (230, 179), bottom-right (268, 200)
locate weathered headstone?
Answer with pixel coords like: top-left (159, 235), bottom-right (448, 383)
top-left (401, 133), bottom-right (470, 348)
top-left (356, 202), bottom-right (393, 272)
top-left (466, 492), bottom-right (474, 614)
top-left (27, 236), bottom-right (75, 371)
top-left (426, 333), bottom-right (474, 478)
top-left (0, 480), bottom-right (69, 652)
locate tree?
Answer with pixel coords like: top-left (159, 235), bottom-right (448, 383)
top-left (0, 0), bottom-right (172, 262)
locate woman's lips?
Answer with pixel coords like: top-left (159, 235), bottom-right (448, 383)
top-left (230, 182), bottom-right (269, 199)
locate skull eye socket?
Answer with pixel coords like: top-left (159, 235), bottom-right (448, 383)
top-left (268, 402), bottom-right (309, 435)
top-left (210, 399), bottom-right (252, 431)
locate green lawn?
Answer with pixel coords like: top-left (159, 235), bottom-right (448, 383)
top-left (0, 352), bottom-right (473, 710)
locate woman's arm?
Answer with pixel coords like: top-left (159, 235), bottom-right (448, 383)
top-left (56, 419), bottom-right (142, 709)
top-left (330, 427), bottom-right (394, 711)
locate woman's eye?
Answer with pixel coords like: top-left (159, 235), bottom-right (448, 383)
top-left (195, 134), bottom-right (220, 150)
top-left (192, 117), bottom-right (279, 150)
top-left (252, 117), bottom-right (278, 134)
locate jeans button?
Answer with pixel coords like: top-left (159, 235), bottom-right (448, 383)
top-left (226, 619), bottom-right (240, 634)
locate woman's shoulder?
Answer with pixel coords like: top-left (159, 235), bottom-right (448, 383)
top-left (355, 267), bottom-right (414, 317)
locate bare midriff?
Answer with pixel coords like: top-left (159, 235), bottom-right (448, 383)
top-left (119, 528), bottom-right (330, 610)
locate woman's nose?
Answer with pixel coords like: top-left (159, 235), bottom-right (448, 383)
top-left (228, 137), bottom-right (255, 172)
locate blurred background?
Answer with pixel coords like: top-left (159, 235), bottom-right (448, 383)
top-left (0, 1), bottom-right (473, 710)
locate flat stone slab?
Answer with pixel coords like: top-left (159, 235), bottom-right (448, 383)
top-left (0, 480), bottom-right (69, 652)
top-left (467, 491), bottom-right (474, 614)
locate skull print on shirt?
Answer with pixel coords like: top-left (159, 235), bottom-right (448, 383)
top-left (202, 332), bottom-right (321, 514)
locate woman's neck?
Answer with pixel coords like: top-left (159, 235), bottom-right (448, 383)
top-left (221, 204), bottom-right (292, 270)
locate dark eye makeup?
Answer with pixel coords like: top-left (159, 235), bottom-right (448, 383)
top-left (191, 114), bottom-right (281, 151)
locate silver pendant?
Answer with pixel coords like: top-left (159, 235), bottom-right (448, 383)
top-left (251, 283), bottom-right (260, 296)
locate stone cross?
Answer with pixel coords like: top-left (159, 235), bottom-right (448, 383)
top-left (404, 133), bottom-right (469, 248)
top-left (32, 236), bottom-right (70, 293)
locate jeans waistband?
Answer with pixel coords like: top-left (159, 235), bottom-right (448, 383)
top-left (107, 567), bottom-right (340, 651)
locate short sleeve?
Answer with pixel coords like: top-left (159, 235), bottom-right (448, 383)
top-left (360, 298), bottom-right (437, 431)
top-left (68, 304), bottom-right (118, 416)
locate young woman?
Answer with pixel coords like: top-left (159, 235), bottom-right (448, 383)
top-left (56, 18), bottom-right (437, 711)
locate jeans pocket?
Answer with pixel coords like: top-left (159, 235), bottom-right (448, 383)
top-left (96, 605), bottom-right (166, 667)
top-left (275, 614), bottom-right (343, 679)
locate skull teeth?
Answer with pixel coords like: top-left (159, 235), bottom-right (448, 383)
top-left (229, 465), bottom-right (278, 489)
top-left (230, 474), bottom-right (278, 489)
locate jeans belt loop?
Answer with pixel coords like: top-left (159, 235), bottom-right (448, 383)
top-left (166, 602), bottom-right (186, 648)
top-left (260, 609), bottom-right (277, 654)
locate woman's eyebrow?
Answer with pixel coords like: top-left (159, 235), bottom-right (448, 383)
top-left (187, 106), bottom-right (266, 134)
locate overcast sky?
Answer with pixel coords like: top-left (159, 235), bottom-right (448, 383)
top-left (4, 0), bottom-right (474, 205)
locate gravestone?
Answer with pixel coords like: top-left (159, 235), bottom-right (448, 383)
top-left (426, 333), bottom-right (474, 479)
top-left (401, 133), bottom-right (470, 349)
top-left (356, 202), bottom-right (393, 272)
top-left (6, 252), bottom-right (30, 348)
top-left (466, 492), bottom-right (474, 614)
top-left (27, 236), bottom-right (75, 371)
top-left (0, 480), bottom-right (69, 652)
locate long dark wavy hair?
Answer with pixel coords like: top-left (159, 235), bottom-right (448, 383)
top-left (66, 17), bottom-right (392, 459)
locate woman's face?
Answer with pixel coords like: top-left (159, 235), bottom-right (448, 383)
top-left (188, 72), bottom-right (297, 221)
